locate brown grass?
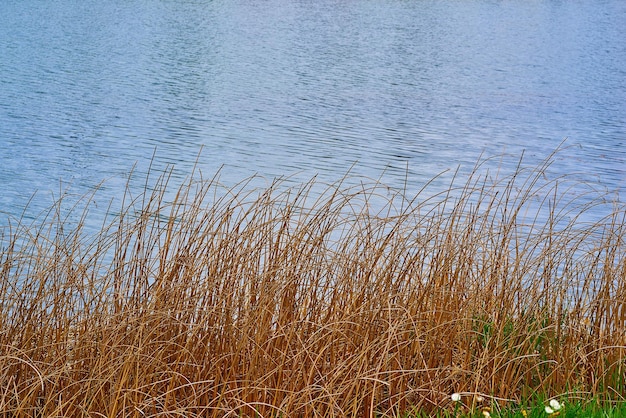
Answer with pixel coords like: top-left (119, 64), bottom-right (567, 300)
top-left (1, 152), bottom-right (625, 417)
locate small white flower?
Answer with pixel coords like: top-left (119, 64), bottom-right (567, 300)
top-left (451, 393), bottom-right (462, 402)
top-left (482, 411), bottom-right (491, 418)
top-left (549, 399), bottom-right (562, 411)
top-left (545, 406), bottom-right (555, 414)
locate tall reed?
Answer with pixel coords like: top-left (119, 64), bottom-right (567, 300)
top-left (0, 152), bottom-right (624, 417)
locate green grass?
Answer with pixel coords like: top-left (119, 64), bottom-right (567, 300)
top-left (417, 397), bottom-right (626, 418)
top-left (0, 150), bottom-right (625, 417)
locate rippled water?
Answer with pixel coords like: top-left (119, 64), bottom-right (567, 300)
top-left (1, 0), bottom-right (625, 228)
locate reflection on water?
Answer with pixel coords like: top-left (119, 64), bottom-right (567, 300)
top-left (0, 0), bottom-right (625, 229)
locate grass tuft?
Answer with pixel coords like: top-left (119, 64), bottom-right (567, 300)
top-left (1, 151), bottom-right (625, 417)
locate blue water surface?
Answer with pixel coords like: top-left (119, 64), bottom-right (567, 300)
top-left (1, 0), bottom-right (625, 229)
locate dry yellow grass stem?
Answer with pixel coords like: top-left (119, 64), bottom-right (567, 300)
top-left (1, 153), bottom-right (624, 417)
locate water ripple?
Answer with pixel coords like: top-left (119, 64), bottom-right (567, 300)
top-left (1, 0), bottom-right (624, 229)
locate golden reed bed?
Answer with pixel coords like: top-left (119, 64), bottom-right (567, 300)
top-left (1, 151), bottom-right (624, 417)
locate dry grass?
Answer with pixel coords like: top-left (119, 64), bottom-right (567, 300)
top-left (1, 152), bottom-right (625, 417)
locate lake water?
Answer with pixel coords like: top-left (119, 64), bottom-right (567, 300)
top-left (1, 0), bottom-right (625, 229)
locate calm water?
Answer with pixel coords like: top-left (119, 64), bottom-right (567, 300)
top-left (1, 0), bottom-right (625, 229)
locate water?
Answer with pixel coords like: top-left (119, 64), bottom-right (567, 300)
top-left (1, 0), bottom-right (625, 230)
